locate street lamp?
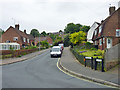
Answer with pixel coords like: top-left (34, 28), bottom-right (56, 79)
top-left (39, 34), bottom-right (40, 51)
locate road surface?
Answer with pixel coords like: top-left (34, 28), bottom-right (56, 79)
top-left (2, 50), bottom-right (111, 88)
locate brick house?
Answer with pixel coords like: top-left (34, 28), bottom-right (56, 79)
top-left (92, 6), bottom-right (120, 50)
top-left (24, 30), bottom-right (35, 46)
top-left (35, 36), bottom-right (53, 46)
top-left (1, 24), bottom-right (34, 48)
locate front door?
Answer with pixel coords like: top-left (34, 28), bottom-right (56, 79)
top-left (107, 38), bottom-right (112, 49)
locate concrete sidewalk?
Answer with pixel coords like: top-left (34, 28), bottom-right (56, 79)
top-left (0, 49), bottom-right (49, 65)
top-left (58, 47), bottom-right (119, 88)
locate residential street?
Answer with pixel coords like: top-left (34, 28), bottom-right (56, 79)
top-left (2, 50), bottom-right (110, 88)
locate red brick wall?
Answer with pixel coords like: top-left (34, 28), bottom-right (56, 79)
top-left (102, 9), bottom-right (120, 47)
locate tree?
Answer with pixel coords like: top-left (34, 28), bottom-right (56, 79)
top-left (53, 36), bottom-right (63, 46)
top-left (41, 31), bottom-right (47, 36)
top-left (0, 30), bottom-right (4, 37)
top-left (37, 40), bottom-right (49, 49)
top-left (64, 23), bottom-right (82, 34)
top-left (30, 29), bottom-right (40, 38)
top-left (69, 31), bottom-right (86, 45)
top-left (80, 25), bottom-right (90, 32)
top-left (64, 34), bottom-right (70, 47)
top-left (59, 30), bottom-right (63, 33)
top-left (49, 33), bottom-right (57, 42)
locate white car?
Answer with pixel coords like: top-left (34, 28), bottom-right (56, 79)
top-left (50, 46), bottom-right (62, 57)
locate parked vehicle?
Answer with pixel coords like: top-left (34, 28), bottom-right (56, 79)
top-left (50, 46), bottom-right (62, 57)
top-left (58, 43), bottom-right (64, 51)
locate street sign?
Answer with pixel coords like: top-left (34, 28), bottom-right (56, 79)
top-left (85, 57), bottom-right (92, 59)
top-left (96, 59), bottom-right (102, 62)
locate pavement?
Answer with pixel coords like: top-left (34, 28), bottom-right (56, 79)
top-left (58, 47), bottom-right (120, 88)
top-left (0, 49), bottom-right (49, 66)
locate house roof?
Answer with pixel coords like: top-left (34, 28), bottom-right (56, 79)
top-left (92, 7), bottom-right (120, 41)
top-left (35, 36), bottom-right (53, 44)
top-left (27, 34), bottom-right (35, 41)
top-left (87, 22), bottom-right (100, 42)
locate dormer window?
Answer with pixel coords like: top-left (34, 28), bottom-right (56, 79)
top-left (95, 29), bottom-right (97, 35)
top-left (27, 39), bottom-right (29, 43)
top-left (116, 29), bottom-right (120, 37)
top-left (99, 25), bottom-right (102, 33)
top-left (23, 37), bottom-right (26, 42)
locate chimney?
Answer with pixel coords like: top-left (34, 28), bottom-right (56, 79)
top-left (15, 24), bottom-right (19, 30)
top-left (118, 1), bottom-right (120, 8)
top-left (109, 6), bottom-right (116, 15)
top-left (24, 30), bottom-right (26, 34)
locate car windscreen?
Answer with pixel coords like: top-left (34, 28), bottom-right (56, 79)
top-left (52, 48), bottom-right (60, 52)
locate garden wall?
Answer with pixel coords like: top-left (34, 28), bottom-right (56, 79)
top-left (104, 43), bottom-right (120, 70)
top-left (0, 48), bottom-right (39, 59)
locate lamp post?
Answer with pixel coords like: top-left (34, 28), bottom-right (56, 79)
top-left (39, 34), bottom-right (40, 51)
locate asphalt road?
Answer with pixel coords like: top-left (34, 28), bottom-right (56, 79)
top-left (2, 50), bottom-right (110, 88)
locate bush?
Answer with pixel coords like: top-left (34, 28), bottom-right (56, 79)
top-left (91, 48), bottom-right (97, 50)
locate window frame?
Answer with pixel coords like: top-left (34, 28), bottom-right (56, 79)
top-left (99, 25), bottom-right (102, 33)
top-left (116, 29), bottom-right (120, 37)
top-left (13, 37), bottom-right (18, 41)
top-left (99, 39), bottom-right (102, 46)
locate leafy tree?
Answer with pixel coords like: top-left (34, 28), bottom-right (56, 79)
top-left (37, 40), bottom-right (49, 49)
top-left (0, 30), bottom-right (4, 37)
top-left (64, 34), bottom-right (70, 47)
top-left (69, 31), bottom-right (86, 45)
top-left (80, 25), bottom-right (90, 32)
top-left (30, 29), bottom-right (40, 38)
top-left (49, 33), bottom-right (57, 42)
top-left (41, 31), bottom-right (47, 36)
top-left (53, 36), bottom-right (63, 46)
top-left (64, 23), bottom-right (82, 34)
top-left (59, 30), bottom-right (63, 33)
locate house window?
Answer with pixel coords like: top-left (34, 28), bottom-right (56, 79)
top-left (27, 39), bottom-right (29, 43)
top-left (103, 38), bottom-right (105, 43)
top-left (99, 25), bottom-right (102, 33)
top-left (116, 29), bottom-right (120, 37)
top-left (13, 37), bottom-right (18, 41)
top-left (6, 40), bottom-right (10, 43)
top-left (99, 39), bottom-right (102, 45)
top-left (95, 30), bottom-right (97, 35)
top-left (23, 37), bottom-right (26, 42)
top-left (108, 39), bottom-right (111, 44)
top-left (95, 41), bottom-right (97, 45)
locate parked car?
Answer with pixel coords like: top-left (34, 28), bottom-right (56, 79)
top-left (50, 46), bottom-right (62, 58)
top-left (58, 43), bottom-right (64, 51)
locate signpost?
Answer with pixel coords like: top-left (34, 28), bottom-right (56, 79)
top-left (84, 57), bottom-right (93, 69)
top-left (95, 58), bottom-right (104, 72)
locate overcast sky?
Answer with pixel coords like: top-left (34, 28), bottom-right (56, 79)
top-left (0, 0), bottom-right (119, 34)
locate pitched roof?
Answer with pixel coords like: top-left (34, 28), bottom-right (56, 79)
top-left (93, 7), bottom-right (120, 40)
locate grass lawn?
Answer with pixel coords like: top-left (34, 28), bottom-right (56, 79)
top-left (73, 46), bottom-right (104, 59)
top-left (80, 50), bottom-right (104, 59)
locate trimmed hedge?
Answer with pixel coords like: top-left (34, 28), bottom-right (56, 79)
top-left (1, 48), bottom-right (39, 59)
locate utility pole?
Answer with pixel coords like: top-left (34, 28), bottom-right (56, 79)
top-left (39, 34), bottom-right (40, 51)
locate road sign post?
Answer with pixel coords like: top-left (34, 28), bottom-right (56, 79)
top-left (101, 59), bottom-right (104, 72)
top-left (91, 57), bottom-right (93, 69)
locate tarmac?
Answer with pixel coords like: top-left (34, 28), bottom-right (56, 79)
top-left (58, 47), bottom-right (120, 88)
top-left (0, 47), bottom-right (119, 88)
